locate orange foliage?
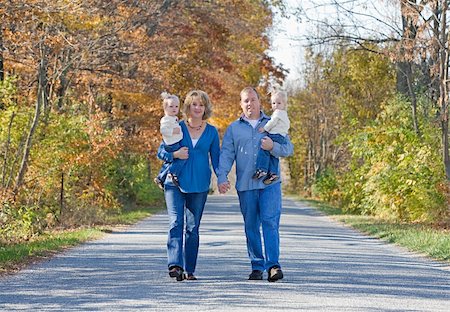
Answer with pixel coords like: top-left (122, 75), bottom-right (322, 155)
top-left (1, 0), bottom-right (286, 208)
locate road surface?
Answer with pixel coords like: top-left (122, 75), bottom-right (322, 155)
top-left (1, 195), bottom-right (449, 311)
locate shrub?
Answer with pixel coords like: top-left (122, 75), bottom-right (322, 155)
top-left (341, 95), bottom-right (447, 222)
top-left (312, 167), bottom-right (339, 203)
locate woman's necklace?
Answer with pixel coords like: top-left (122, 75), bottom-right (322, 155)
top-left (187, 120), bottom-right (204, 131)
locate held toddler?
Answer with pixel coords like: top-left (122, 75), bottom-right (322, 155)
top-left (253, 90), bottom-right (290, 185)
top-left (154, 92), bottom-right (185, 188)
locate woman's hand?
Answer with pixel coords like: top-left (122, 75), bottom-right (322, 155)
top-left (173, 147), bottom-right (189, 159)
top-left (218, 181), bottom-right (230, 194)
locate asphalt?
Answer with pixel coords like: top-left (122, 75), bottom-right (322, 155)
top-left (0, 195), bottom-right (449, 311)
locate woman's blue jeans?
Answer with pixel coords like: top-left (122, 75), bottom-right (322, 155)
top-left (164, 185), bottom-right (208, 274)
top-left (237, 183), bottom-right (282, 271)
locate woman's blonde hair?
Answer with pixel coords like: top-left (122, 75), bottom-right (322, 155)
top-left (182, 90), bottom-right (213, 120)
top-left (160, 91), bottom-right (180, 108)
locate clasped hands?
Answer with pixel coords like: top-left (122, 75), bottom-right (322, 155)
top-left (218, 181), bottom-right (230, 194)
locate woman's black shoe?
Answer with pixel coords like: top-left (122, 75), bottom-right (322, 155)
top-left (185, 273), bottom-right (197, 280)
top-left (248, 270), bottom-right (263, 280)
top-left (168, 266), bottom-right (184, 281)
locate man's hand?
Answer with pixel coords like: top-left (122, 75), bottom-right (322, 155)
top-left (173, 147), bottom-right (189, 159)
top-left (261, 136), bottom-right (274, 151)
top-left (218, 181), bottom-right (230, 194)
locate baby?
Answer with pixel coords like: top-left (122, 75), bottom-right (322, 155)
top-left (253, 90), bottom-right (290, 185)
top-left (154, 92), bottom-right (185, 189)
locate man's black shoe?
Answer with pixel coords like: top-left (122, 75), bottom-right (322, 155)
top-left (267, 266), bottom-right (283, 282)
top-left (248, 270), bottom-right (263, 280)
top-left (185, 273), bottom-right (197, 280)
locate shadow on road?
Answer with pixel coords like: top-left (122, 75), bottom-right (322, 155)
top-left (1, 195), bottom-right (449, 311)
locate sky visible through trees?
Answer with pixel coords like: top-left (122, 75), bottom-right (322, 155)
top-left (269, 0), bottom-right (402, 83)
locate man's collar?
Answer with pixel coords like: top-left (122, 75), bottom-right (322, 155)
top-left (239, 111), bottom-right (269, 122)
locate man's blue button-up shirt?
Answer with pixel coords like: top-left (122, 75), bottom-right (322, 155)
top-left (218, 112), bottom-right (294, 192)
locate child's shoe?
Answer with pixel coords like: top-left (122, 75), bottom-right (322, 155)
top-left (169, 174), bottom-right (180, 188)
top-left (154, 177), bottom-right (164, 190)
top-left (263, 173), bottom-right (279, 185)
top-left (252, 169), bottom-right (267, 179)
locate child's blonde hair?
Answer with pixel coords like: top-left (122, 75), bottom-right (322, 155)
top-left (161, 91), bottom-right (180, 108)
top-left (271, 90), bottom-right (288, 108)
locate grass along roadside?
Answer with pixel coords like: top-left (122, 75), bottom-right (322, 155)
top-left (296, 198), bottom-right (450, 262)
top-left (0, 202), bottom-right (164, 275)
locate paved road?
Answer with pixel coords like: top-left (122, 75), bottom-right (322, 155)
top-left (1, 195), bottom-right (449, 311)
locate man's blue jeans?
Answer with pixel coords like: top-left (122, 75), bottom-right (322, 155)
top-left (164, 185), bottom-right (208, 274)
top-left (237, 183), bottom-right (282, 271)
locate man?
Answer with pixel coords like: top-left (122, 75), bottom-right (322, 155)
top-left (218, 87), bottom-right (294, 282)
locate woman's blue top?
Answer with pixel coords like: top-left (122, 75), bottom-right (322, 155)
top-left (157, 120), bottom-right (220, 193)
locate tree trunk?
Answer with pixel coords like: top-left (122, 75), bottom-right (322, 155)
top-left (396, 61), bottom-right (409, 96)
top-left (56, 68), bottom-right (70, 111)
top-left (405, 63), bottom-right (420, 136)
top-left (4, 128), bottom-right (26, 191)
top-left (0, 25), bottom-right (4, 82)
top-left (59, 171), bottom-right (64, 222)
top-left (55, 48), bottom-right (73, 112)
top-left (14, 40), bottom-right (48, 193)
top-left (398, 1), bottom-right (420, 135)
top-left (1, 112), bottom-right (15, 188)
top-left (438, 1), bottom-right (450, 179)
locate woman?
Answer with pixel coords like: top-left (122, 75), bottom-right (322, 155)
top-left (157, 90), bottom-right (220, 281)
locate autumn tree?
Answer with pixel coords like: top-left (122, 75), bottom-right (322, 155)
top-left (292, 0), bottom-right (450, 178)
top-left (288, 49), bottom-right (341, 194)
top-left (285, 1), bottom-right (450, 222)
top-left (288, 45), bottom-right (395, 198)
top-left (0, 0), bottom-right (285, 240)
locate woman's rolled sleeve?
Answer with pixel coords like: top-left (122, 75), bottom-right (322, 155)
top-left (157, 143), bottom-right (174, 163)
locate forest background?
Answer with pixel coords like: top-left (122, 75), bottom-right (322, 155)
top-left (0, 0), bottom-right (449, 246)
